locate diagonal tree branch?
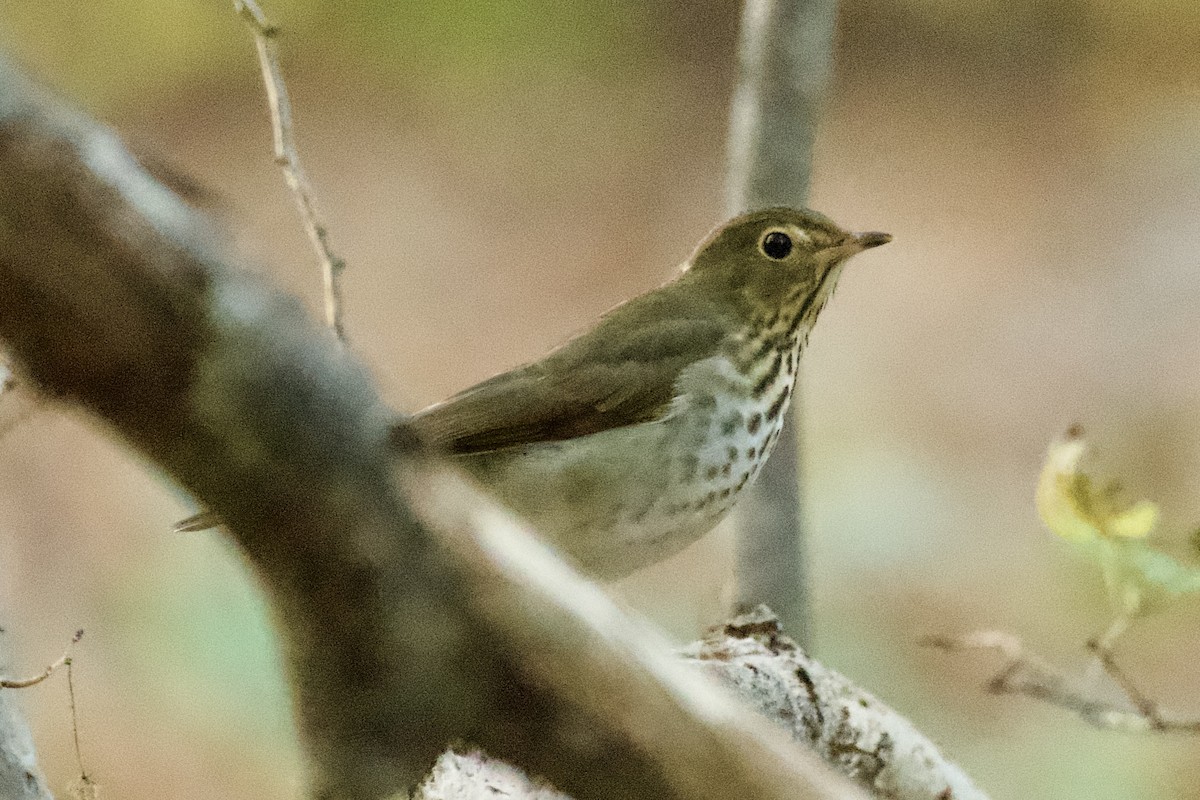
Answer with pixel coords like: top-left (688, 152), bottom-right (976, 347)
top-left (0, 58), bottom-right (872, 800)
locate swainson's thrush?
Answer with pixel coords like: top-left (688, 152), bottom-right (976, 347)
top-left (178, 208), bottom-right (888, 577)
top-left (408, 207), bottom-right (889, 578)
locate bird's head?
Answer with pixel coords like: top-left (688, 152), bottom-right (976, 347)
top-left (685, 207), bottom-right (890, 331)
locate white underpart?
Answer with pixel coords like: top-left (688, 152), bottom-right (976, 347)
top-left (590, 343), bottom-right (799, 577)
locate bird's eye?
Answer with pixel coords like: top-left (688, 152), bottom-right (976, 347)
top-left (760, 230), bottom-right (793, 260)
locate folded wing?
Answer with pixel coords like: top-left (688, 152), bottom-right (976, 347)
top-left (411, 310), bottom-right (725, 455)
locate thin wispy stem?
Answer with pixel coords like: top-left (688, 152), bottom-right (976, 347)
top-left (234, 0), bottom-right (348, 341)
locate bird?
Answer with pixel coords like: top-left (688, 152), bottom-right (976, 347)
top-left (177, 208), bottom-right (888, 578)
top-left (405, 207), bottom-right (890, 579)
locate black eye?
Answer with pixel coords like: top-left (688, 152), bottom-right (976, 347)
top-left (761, 230), bottom-right (793, 260)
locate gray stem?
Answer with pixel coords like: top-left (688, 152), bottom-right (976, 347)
top-left (725, 0), bottom-right (840, 644)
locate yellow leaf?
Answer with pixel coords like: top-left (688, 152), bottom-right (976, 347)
top-left (1036, 427), bottom-right (1159, 543)
top-left (1107, 500), bottom-right (1159, 540)
top-left (1036, 430), bottom-right (1099, 541)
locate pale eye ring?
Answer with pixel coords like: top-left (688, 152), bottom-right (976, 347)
top-left (760, 230), bottom-right (794, 260)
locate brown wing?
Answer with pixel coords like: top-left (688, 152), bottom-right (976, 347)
top-left (410, 309), bottom-right (726, 455)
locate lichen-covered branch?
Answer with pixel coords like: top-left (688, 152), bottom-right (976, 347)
top-left (0, 59), bottom-right (874, 800)
top-left (0, 636), bottom-right (55, 800)
top-left (686, 609), bottom-right (988, 800)
top-left (417, 609), bottom-right (991, 800)
top-left (0, 693), bottom-right (52, 800)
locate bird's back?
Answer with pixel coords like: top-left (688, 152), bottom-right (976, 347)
top-left (410, 282), bottom-right (730, 455)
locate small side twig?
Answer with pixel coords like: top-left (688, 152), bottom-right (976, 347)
top-left (65, 652), bottom-right (95, 797)
top-left (923, 629), bottom-right (1200, 734)
top-left (1081, 611), bottom-right (1132, 686)
top-left (1086, 635), bottom-right (1163, 727)
top-left (234, 0), bottom-right (347, 341)
top-left (0, 630), bottom-right (83, 689)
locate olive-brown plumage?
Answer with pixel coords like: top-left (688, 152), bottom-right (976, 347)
top-left (410, 207), bottom-right (889, 578)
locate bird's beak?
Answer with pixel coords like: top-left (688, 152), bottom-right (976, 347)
top-left (847, 231), bottom-right (892, 251)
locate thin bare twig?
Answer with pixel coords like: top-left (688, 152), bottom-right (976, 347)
top-left (1080, 613), bottom-right (1131, 687)
top-left (234, 0), bottom-right (347, 341)
top-left (66, 654), bottom-right (92, 790)
top-left (0, 630), bottom-right (83, 689)
top-left (1086, 635), bottom-right (1164, 726)
top-left (924, 629), bottom-right (1200, 734)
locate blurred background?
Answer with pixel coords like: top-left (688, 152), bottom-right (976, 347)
top-left (1, 0), bottom-right (1198, 797)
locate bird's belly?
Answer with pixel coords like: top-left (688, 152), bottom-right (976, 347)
top-left (457, 374), bottom-right (792, 580)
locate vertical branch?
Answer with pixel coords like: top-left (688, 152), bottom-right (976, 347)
top-left (725, 0), bottom-right (839, 643)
